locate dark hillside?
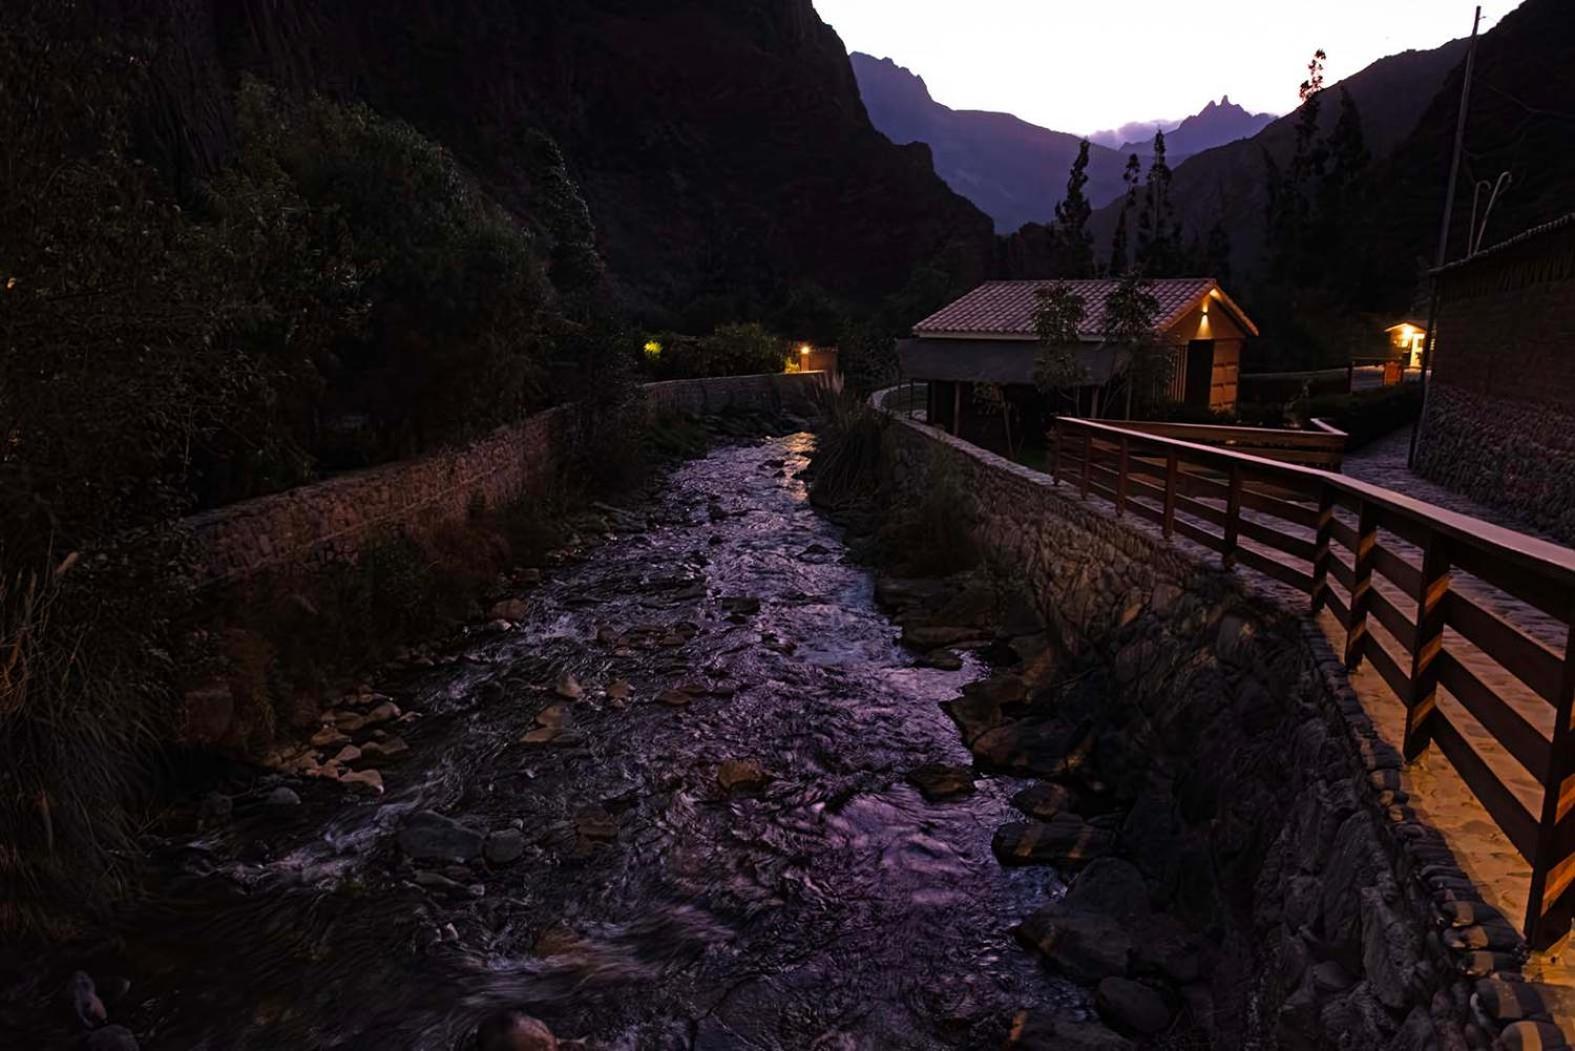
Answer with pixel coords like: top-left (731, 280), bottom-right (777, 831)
top-left (1358, 0), bottom-right (1575, 309)
top-left (88, 0), bottom-right (995, 325)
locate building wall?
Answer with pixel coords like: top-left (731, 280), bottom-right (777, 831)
top-left (1164, 301), bottom-right (1244, 412)
top-left (1416, 222), bottom-right (1575, 543)
top-left (877, 410), bottom-right (1509, 1049)
top-left (185, 372), bottom-right (826, 584)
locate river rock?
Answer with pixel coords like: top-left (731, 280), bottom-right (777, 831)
top-left (360, 736), bottom-right (410, 763)
top-left (1010, 633), bottom-right (1059, 688)
top-left (874, 576), bottom-right (949, 612)
top-left (920, 650), bottom-right (963, 670)
top-left (718, 759), bottom-right (769, 794)
top-left (993, 814), bottom-right (1111, 866)
top-left (656, 688), bottom-right (692, 708)
top-left (906, 763), bottom-right (975, 801)
top-left (340, 768), bottom-right (384, 794)
top-left (606, 679), bottom-right (631, 702)
top-left (940, 693), bottom-right (1005, 746)
top-left (398, 810), bottom-right (483, 863)
top-left (1011, 782), bottom-right (1076, 820)
top-left (971, 717), bottom-right (1090, 777)
top-left (962, 674), bottom-right (1028, 708)
top-left (485, 828), bottom-right (527, 865)
top-left (1064, 858), bottom-right (1151, 922)
top-left (489, 598), bottom-right (529, 622)
top-left (575, 805), bottom-right (618, 842)
top-left (721, 596), bottom-right (761, 615)
top-left (1096, 977), bottom-right (1172, 1036)
top-left (69, 971), bottom-right (106, 1028)
top-left (554, 672), bottom-right (583, 700)
top-left (902, 624), bottom-right (988, 649)
top-left (1016, 905), bottom-right (1133, 982)
top-left (1006, 1012), bottom-right (1133, 1051)
top-left (84, 1027), bottom-right (140, 1051)
top-left (264, 786), bottom-right (302, 807)
top-left (311, 725), bottom-right (350, 749)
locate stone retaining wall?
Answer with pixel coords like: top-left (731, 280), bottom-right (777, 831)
top-left (882, 413), bottom-right (1522, 1050)
top-left (1416, 382), bottom-right (1575, 545)
top-left (186, 372), bottom-right (825, 584)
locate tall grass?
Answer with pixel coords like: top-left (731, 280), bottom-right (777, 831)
top-left (807, 389), bottom-right (887, 510)
top-left (0, 561), bottom-right (169, 938)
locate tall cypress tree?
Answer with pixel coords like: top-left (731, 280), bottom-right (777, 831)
top-left (1053, 139), bottom-right (1095, 277)
top-left (1109, 152), bottom-right (1141, 276)
top-left (1137, 131), bottom-right (1176, 275)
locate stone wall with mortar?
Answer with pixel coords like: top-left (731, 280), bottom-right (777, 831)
top-left (186, 372), bottom-right (826, 584)
top-left (881, 412), bottom-right (1544, 1050)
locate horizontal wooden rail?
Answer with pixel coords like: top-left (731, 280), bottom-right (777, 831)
top-left (1049, 415), bottom-right (1575, 948)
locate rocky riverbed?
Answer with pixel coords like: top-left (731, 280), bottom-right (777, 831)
top-left (5, 431), bottom-right (1138, 1050)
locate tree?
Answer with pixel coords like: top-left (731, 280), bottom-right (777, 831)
top-left (1103, 271), bottom-right (1172, 418)
top-left (1136, 132), bottom-right (1180, 275)
top-left (1109, 153), bottom-right (1141, 276)
top-left (1031, 283), bottom-right (1089, 416)
top-left (1052, 140), bottom-right (1095, 277)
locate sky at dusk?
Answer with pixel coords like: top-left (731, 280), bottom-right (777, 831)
top-left (812, 0), bottom-right (1517, 134)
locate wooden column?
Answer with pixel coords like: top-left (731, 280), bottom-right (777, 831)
top-left (1310, 485), bottom-right (1336, 614)
top-left (1345, 500), bottom-right (1380, 669)
top-left (1403, 532), bottom-right (1450, 760)
top-left (1528, 601), bottom-right (1575, 948)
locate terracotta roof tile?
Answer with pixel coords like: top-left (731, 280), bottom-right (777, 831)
top-left (913, 278), bottom-right (1223, 340)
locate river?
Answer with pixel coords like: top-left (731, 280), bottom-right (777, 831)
top-left (16, 431), bottom-right (1083, 1049)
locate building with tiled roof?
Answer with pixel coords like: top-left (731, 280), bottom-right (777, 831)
top-left (897, 277), bottom-right (1257, 444)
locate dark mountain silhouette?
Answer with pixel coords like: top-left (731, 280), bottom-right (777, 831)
top-left (851, 52), bottom-right (1130, 232)
top-left (1115, 96), bottom-right (1276, 163)
top-left (1089, 36), bottom-right (1473, 281)
top-left (85, 0), bottom-right (995, 326)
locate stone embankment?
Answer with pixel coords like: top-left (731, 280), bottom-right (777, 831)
top-left (184, 372), bottom-right (827, 584)
top-left (876, 406), bottom-right (1544, 1050)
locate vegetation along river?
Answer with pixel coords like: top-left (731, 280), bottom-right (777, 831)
top-left (15, 431), bottom-right (1089, 1049)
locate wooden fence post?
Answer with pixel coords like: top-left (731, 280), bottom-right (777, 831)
top-left (1528, 602), bottom-right (1575, 948)
top-left (1080, 433), bottom-right (1092, 499)
top-left (1222, 464), bottom-right (1242, 570)
top-left (1163, 453), bottom-right (1178, 539)
top-left (1310, 484), bottom-right (1335, 613)
top-left (1345, 500), bottom-right (1380, 669)
top-left (1116, 437), bottom-right (1130, 517)
top-left (1051, 422), bottom-right (1062, 486)
top-left (1403, 532), bottom-right (1450, 760)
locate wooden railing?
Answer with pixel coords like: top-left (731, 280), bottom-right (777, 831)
top-left (1106, 419), bottom-right (1348, 470)
top-left (1051, 416), bottom-right (1575, 947)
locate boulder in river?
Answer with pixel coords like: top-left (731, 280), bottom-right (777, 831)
top-left (84, 1026), bottom-right (140, 1051)
top-left (485, 828), bottom-right (527, 865)
top-left (554, 672), bottom-right (583, 700)
top-left (940, 693), bottom-right (1006, 747)
top-left (656, 688), bottom-right (692, 708)
top-left (992, 813), bottom-right (1112, 867)
top-left (398, 810), bottom-right (483, 863)
top-left (489, 598), bottom-right (529, 622)
top-left (1015, 905), bottom-right (1133, 983)
top-left (1006, 1012), bottom-right (1133, 1051)
top-left (264, 786), bottom-right (301, 808)
top-left (1095, 977), bottom-right (1173, 1036)
top-left (1010, 782), bottom-right (1077, 821)
top-left (340, 768), bottom-right (384, 794)
top-left (906, 763), bottom-right (975, 802)
top-left (717, 759), bottom-right (769, 794)
top-left (68, 971), bottom-right (106, 1028)
top-left (970, 717), bottom-right (1091, 777)
top-left (901, 624), bottom-right (989, 649)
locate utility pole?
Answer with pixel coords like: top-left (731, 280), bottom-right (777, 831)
top-left (1410, 5), bottom-right (1482, 469)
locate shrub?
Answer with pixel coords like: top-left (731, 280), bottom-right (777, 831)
top-left (807, 392), bottom-right (888, 510)
top-left (642, 322), bottom-right (789, 380)
top-left (1293, 382), bottom-right (1422, 451)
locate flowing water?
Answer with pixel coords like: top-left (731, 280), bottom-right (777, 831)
top-left (15, 432), bottom-right (1083, 1049)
